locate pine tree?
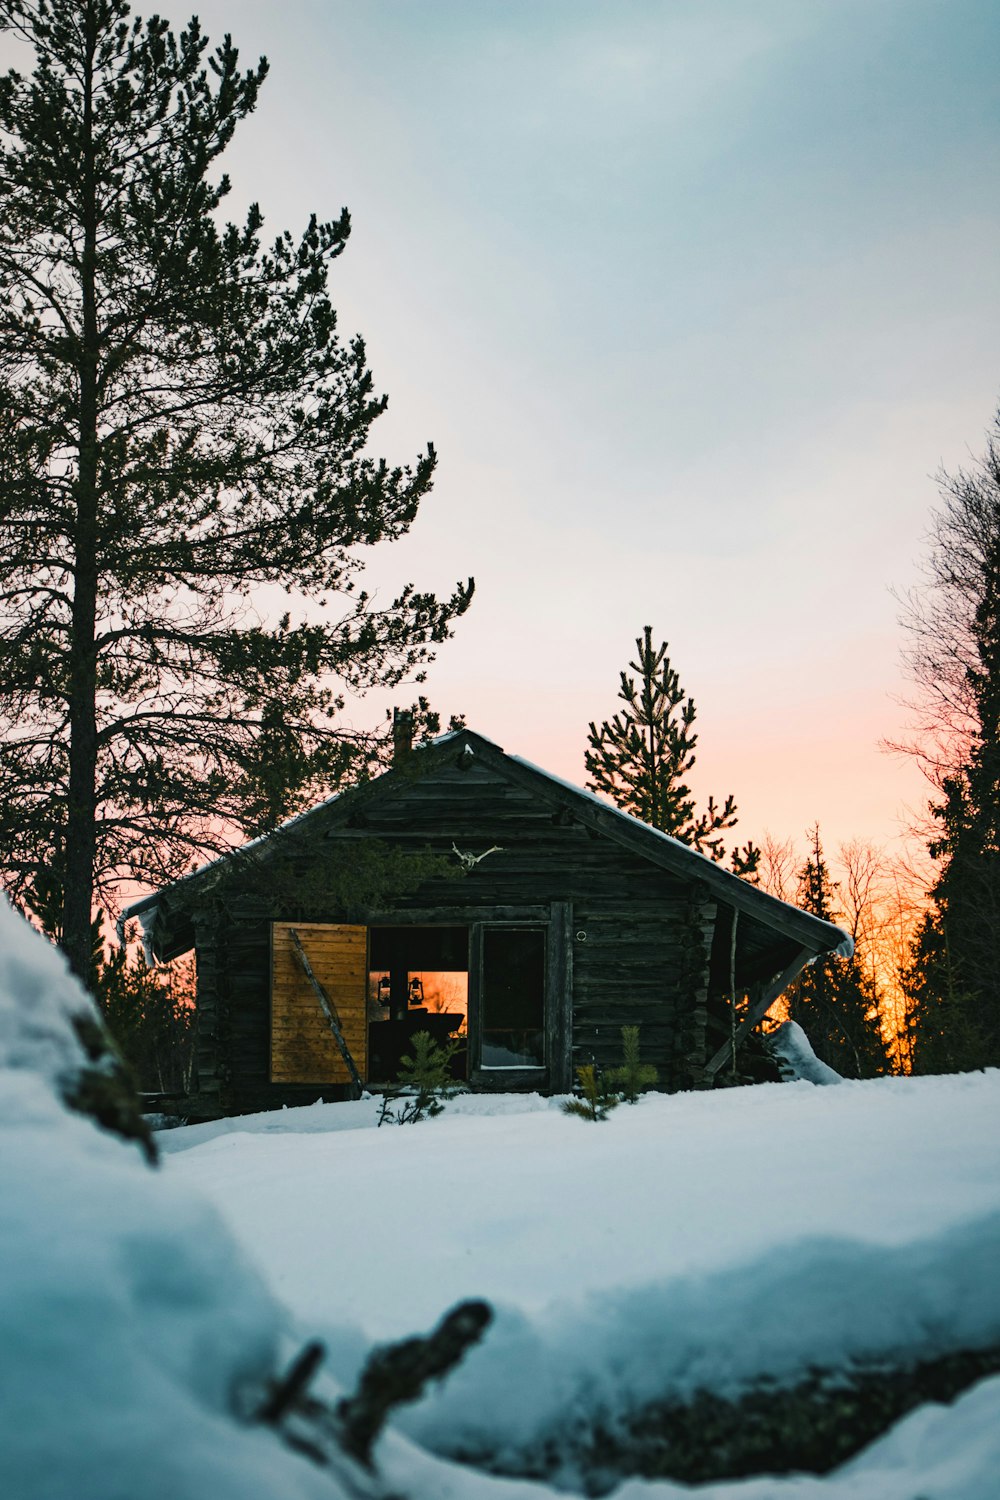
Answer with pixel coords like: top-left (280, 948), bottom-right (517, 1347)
top-left (95, 946), bottom-right (195, 1094)
top-left (378, 1031), bottom-right (460, 1124)
top-left (787, 827), bottom-right (890, 1078)
top-left (907, 454), bottom-right (1000, 1070)
top-left (0, 0), bottom-right (473, 982)
top-left (606, 1025), bottom-right (658, 1103)
top-left (903, 908), bottom-right (988, 1074)
top-left (894, 411), bottom-right (1000, 1069)
top-left (562, 1063), bottom-right (620, 1121)
top-left (585, 626), bottom-right (757, 868)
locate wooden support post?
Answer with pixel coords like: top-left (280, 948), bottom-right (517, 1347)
top-left (704, 945), bottom-right (813, 1078)
top-left (547, 901), bottom-right (573, 1093)
top-left (728, 908), bottom-right (739, 1078)
top-left (288, 927), bottom-right (365, 1098)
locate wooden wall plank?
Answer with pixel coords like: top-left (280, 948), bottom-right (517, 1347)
top-left (270, 922), bottom-right (368, 1084)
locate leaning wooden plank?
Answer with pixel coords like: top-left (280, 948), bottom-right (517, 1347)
top-left (270, 920), bottom-right (368, 1088)
top-left (703, 946), bottom-right (814, 1077)
top-left (288, 927), bottom-right (365, 1098)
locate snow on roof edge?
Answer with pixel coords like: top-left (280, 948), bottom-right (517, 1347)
top-left (118, 730), bottom-right (469, 938)
top-left (507, 750), bottom-right (853, 957)
top-left (121, 727), bottom-right (853, 961)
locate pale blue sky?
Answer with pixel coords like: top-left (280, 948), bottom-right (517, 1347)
top-left (31, 2), bottom-right (1000, 850)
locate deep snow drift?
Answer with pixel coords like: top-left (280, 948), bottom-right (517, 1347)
top-left (0, 899), bottom-right (350, 1500)
top-left (164, 1069), bottom-right (1000, 1497)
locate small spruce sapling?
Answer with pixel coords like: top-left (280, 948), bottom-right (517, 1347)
top-left (607, 1025), bottom-right (659, 1103)
top-left (562, 1064), bottom-right (620, 1122)
top-left (378, 1032), bottom-right (460, 1125)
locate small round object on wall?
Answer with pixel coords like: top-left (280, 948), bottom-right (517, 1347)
top-left (575, 931), bottom-right (587, 942)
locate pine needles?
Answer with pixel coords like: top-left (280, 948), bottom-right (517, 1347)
top-left (562, 1027), bottom-right (659, 1121)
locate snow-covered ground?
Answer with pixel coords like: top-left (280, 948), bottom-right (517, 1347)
top-left (3, 893), bottom-right (1000, 1500)
top-left (0, 901), bottom-right (352, 1500)
top-left (161, 1073), bottom-right (1000, 1497)
top-left (162, 1078), bottom-right (999, 1341)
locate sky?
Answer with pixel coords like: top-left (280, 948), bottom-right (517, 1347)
top-left (23, 0), bottom-right (1000, 860)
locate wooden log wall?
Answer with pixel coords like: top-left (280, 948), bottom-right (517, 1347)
top-left (366, 761), bottom-right (712, 1088)
top-left (193, 757), bottom-right (733, 1111)
top-left (192, 907), bottom-right (225, 1103)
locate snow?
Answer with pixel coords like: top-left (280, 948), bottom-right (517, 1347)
top-left (0, 892), bottom-right (101, 1094)
top-left (164, 1075), bottom-right (998, 1341)
top-left (162, 1070), bottom-right (1000, 1495)
top-left (0, 899), bottom-right (350, 1500)
top-left (768, 1019), bottom-right (844, 1083)
top-left (5, 887), bottom-right (1000, 1499)
top-left (134, 900), bottom-right (159, 965)
top-left (156, 1087), bottom-right (561, 1155)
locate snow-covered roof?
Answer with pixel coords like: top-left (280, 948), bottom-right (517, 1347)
top-left (506, 747), bottom-right (852, 958)
top-left (122, 727), bottom-right (852, 963)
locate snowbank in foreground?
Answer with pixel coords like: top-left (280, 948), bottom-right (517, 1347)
top-left (167, 1072), bottom-right (1000, 1342)
top-left (166, 1068), bottom-right (1000, 1497)
top-left (0, 900), bottom-right (345, 1500)
top-left (402, 1203), bottom-right (1000, 1468)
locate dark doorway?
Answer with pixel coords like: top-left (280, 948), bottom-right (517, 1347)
top-left (481, 927), bottom-right (546, 1068)
top-left (367, 926), bottom-right (468, 1083)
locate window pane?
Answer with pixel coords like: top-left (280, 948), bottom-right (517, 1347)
top-left (481, 927), bottom-right (545, 1068)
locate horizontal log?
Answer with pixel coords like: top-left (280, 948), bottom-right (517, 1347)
top-left (453, 1343), bottom-right (1000, 1492)
top-left (270, 988), bottom-right (367, 1007)
top-left (270, 1025), bottom-right (366, 1045)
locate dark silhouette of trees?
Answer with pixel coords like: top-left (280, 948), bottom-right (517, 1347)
top-left (897, 411), bottom-right (1000, 1071)
top-left (787, 827), bottom-right (891, 1078)
top-left (0, 0), bottom-right (472, 981)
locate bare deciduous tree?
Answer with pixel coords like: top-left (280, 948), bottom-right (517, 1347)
top-left (890, 429), bottom-right (1000, 791)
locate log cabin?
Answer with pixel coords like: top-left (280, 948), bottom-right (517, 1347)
top-left (122, 725), bottom-right (851, 1116)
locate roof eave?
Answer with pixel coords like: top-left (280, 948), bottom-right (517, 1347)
top-left (120, 726), bottom-right (851, 963)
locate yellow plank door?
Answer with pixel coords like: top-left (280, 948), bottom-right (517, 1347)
top-left (270, 922), bottom-right (368, 1084)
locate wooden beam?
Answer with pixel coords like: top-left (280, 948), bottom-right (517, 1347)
top-left (547, 901), bottom-right (573, 1093)
top-left (353, 904), bottom-right (550, 925)
top-left (288, 927), bottom-right (365, 1098)
top-left (704, 945), bottom-right (813, 1077)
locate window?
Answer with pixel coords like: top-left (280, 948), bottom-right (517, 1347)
top-left (481, 927), bottom-right (546, 1068)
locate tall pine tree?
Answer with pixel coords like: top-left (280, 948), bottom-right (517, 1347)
top-left (585, 626), bottom-right (757, 871)
top-left (788, 827), bottom-right (890, 1078)
top-left (905, 423), bottom-right (1000, 1071)
top-left (0, 0), bottom-right (472, 981)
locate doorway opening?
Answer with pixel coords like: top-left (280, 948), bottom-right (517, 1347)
top-left (367, 926), bottom-right (468, 1083)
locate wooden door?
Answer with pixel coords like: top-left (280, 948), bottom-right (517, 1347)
top-left (270, 922), bottom-right (367, 1084)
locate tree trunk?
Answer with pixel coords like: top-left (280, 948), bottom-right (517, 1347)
top-left (61, 4), bottom-right (100, 986)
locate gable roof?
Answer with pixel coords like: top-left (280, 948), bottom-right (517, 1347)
top-left (121, 727), bottom-right (852, 964)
